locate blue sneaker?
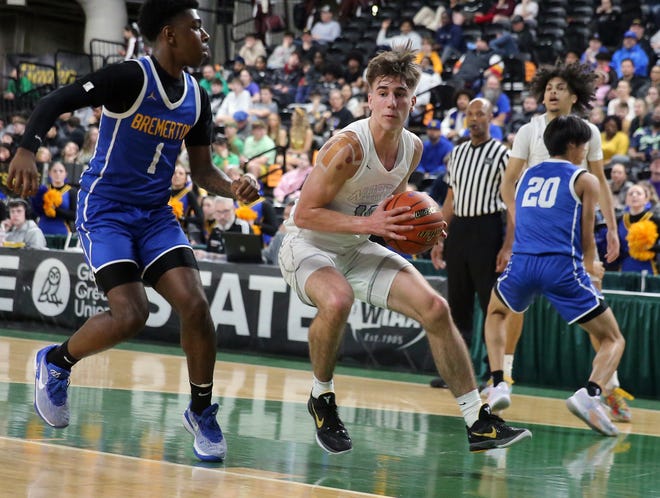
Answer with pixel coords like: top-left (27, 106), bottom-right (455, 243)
top-left (182, 403), bottom-right (227, 462)
top-left (34, 345), bottom-right (70, 428)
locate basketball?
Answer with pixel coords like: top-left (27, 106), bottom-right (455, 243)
top-left (383, 191), bottom-right (445, 255)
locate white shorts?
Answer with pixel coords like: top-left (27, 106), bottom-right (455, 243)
top-left (278, 232), bottom-right (412, 308)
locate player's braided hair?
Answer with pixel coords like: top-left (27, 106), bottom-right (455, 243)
top-left (365, 42), bottom-right (421, 92)
top-left (138, 0), bottom-right (199, 43)
top-left (529, 61), bottom-right (598, 116)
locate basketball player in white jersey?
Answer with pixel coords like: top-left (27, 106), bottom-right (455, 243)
top-left (278, 44), bottom-right (531, 455)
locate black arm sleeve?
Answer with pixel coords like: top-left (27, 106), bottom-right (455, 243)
top-left (20, 61), bottom-right (145, 153)
top-left (184, 87), bottom-right (213, 147)
top-left (54, 189), bottom-right (77, 223)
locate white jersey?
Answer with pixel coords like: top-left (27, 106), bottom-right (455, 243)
top-left (510, 113), bottom-right (603, 169)
top-left (287, 117), bottom-right (416, 249)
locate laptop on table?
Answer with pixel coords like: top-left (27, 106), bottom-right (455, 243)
top-left (222, 232), bottom-right (264, 263)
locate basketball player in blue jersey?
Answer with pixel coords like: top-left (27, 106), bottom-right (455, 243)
top-left (7, 0), bottom-right (259, 462)
top-left (486, 116), bottom-right (625, 436)
top-left (486, 62), bottom-right (633, 424)
top-left (278, 44), bottom-right (531, 455)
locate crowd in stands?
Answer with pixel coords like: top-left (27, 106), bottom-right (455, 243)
top-left (1, 0), bottom-right (660, 271)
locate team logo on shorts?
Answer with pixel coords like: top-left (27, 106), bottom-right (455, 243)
top-left (31, 258), bottom-right (70, 316)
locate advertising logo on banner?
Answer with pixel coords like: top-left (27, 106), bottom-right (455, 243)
top-left (31, 258), bottom-right (70, 317)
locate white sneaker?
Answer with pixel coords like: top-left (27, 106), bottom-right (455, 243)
top-left (566, 388), bottom-right (619, 436)
top-left (487, 382), bottom-right (511, 412)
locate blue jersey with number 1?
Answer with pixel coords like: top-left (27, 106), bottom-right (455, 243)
top-left (80, 56), bottom-right (201, 208)
top-left (514, 159), bottom-right (586, 259)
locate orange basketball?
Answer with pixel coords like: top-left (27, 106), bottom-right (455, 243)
top-left (383, 191), bottom-right (445, 255)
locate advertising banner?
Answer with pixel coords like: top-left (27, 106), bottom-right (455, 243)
top-left (0, 249), bottom-right (442, 373)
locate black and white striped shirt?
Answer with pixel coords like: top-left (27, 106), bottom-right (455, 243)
top-left (446, 138), bottom-right (509, 217)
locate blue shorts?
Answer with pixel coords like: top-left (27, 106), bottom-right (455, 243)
top-left (76, 191), bottom-right (191, 275)
top-left (495, 253), bottom-right (602, 324)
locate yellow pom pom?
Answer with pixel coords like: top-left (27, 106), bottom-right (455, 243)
top-left (627, 219), bottom-right (658, 262)
top-left (169, 198), bottom-right (184, 219)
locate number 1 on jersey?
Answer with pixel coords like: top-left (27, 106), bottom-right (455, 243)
top-left (147, 142), bottom-right (164, 174)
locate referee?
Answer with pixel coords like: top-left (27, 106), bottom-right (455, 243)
top-left (430, 98), bottom-right (514, 387)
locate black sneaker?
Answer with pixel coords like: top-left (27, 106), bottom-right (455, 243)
top-left (307, 392), bottom-right (352, 454)
top-left (467, 404), bottom-right (532, 452)
top-left (430, 376), bottom-right (448, 388)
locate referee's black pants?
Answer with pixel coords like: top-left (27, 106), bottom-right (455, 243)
top-left (443, 212), bottom-right (505, 349)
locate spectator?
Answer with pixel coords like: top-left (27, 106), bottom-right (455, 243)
top-left (628, 18), bottom-right (656, 70)
top-left (595, 51), bottom-right (618, 90)
top-left (434, 10), bottom-right (465, 63)
top-left (341, 54), bottom-right (366, 95)
top-left (199, 195), bottom-right (216, 245)
top-left (630, 104), bottom-right (660, 165)
top-left (313, 88), bottom-right (355, 141)
top-left (0, 144), bottom-right (13, 165)
top-left (415, 37), bottom-right (444, 76)
top-left (310, 5), bottom-right (341, 45)
top-left (474, 0), bottom-right (516, 25)
top-left (236, 195), bottom-right (279, 244)
top-left (300, 63), bottom-right (342, 105)
top-left (512, 0), bottom-right (538, 26)
top-left (614, 101), bottom-right (632, 135)
top-left (227, 55), bottom-right (247, 79)
top-left (601, 115), bottom-right (630, 163)
top-left (477, 75), bottom-right (511, 128)
top-left (638, 65), bottom-right (660, 98)
top-left (507, 94), bottom-right (540, 141)
top-left (589, 106), bottom-right (606, 131)
top-left (630, 98), bottom-right (652, 137)
top-left (648, 157), bottom-right (660, 199)
top-left (209, 78), bottom-right (226, 116)
top-left (269, 51), bottom-right (303, 107)
top-left (607, 80), bottom-right (636, 121)
top-left (251, 55), bottom-right (270, 87)
top-left (239, 68), bottom-right (260, 103)
top-left (241, 119), bottom-right (277, 179)
top-left (615, 183), bottom-right (660, 274)
top-left (169, 164), bottom-right (203, 245)
top-left (593, 69), bottom-right (612, 108)
top-left (211, 134), bottom-right (240, 174)
top-left (452, 37), bottom-right (500, 91)
top-left (214, 76), bottom-right (252, 126)
top-left (287, 106), bottom-right (314, 157)
top-left (618, 58), bottom-right (647, 97)
top-left (414, 119), bottom-right (453, 190)
top-left (267, 31), bottom-right (296, 70)
top-left (377, 18), bottom-right (422, 51)
top-left (232, 110), bottom-right (252, 140)
top-left (266, 111), bottom-right (288, 156)
top-left (413, 60), bottom-right (442, 121)
top-left (198, 64), bottom-right (228, 97)
top-left (612, 31), bottom-right (650, 79)
top-left (206, 196), bottom-right (252, 254)
top-left (3, 67), bottom-right (33, 101)
top-left (441, 89), bottom-right (473, 143)
top-left (1, 198), bottom-right (47, 249)
top-left (30, 161), bottom-right (77, 236)
top-left (509, 15), bottom-right (535, 56)
top-left (120, 23), bottom-right (144, 60)
top-left (645, 84), bottom-right (660, 111)
top-left (595, 0), bottom-right (624, 50)
top-left (237, 33), bottom-right (267, 67)
top-left (77, 125), bottom-right (99, 166)
top-left (340, 83), bottom-right (366, 119)
top-left (274, 150), bottom-right (313, 203)
top-left (262, 199), bottom-right (295, 265)
top-left (296, 28), bottom-right (317, 62)
top-left (607, 162), bottom-right (634, 214)
top-left (224, 120), bottom-right (245, 156)
top-left (58, 115), bottom-right (85, 149)
top-left (249, 86), bottom-right (278, 120)
top-left (59, 141), bottom-right (84, 183)
top-left (581, 34), bottom-right (608, 70)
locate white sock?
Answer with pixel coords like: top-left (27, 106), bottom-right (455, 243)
top-left (604, 371), bottom-right (620, 393)
top-left (457, 389), bottom-right (482, 427)
top-left (503, 354), bottom-right (514, 380)
top-left (312, 376), bottom-right (334, 398)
